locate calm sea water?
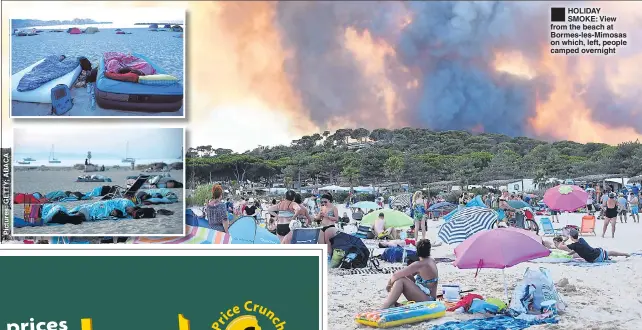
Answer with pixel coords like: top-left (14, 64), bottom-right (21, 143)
top-left (13, 158), bottom-right (181, 167)
top-left (11, 26), bottom-right (184, 82)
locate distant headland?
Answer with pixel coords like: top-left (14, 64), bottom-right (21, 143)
top-left (11, 18), bottom-right (112, 29)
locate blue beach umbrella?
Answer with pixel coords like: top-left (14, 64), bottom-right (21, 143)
top-left (437, 207), bottom-right (498, 245)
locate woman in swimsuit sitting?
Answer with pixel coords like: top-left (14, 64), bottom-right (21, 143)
top-left (315, 193), bottom-right (340, 256)
top-left (267, 190), bottom-right (300, 242)
top-left (381, 239), bottom-right (438, 308)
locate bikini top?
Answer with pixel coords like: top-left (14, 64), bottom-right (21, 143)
top-left (276, 201), bottom-right (295, 219)
top-left (415, 274), bottom-right (438, 288)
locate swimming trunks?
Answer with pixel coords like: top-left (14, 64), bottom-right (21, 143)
top-left (276, 223), bottom-right (290, 236)
top-left (631, 206), bottom-right (639, 215)
top-left (592, 248), bottom-right (609, 263)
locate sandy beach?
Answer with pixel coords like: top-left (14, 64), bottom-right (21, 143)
top-left (329, 206), bottom-right (642, 330)
top-left (11, 27), bottom-right (184, 116)
top-left (12, 167), bottom-right (185, 235)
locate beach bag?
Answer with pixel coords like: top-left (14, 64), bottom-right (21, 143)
top-left (133, 207), bottom-right (156, 219)
top-left (381, 246), bottom-right (417, 263)
top-left (509, 267), bottom-right (566, 316)
top-left (330, 232), bottom-right (370, 269)
top-left (50, 84), bottom-right (73, 115)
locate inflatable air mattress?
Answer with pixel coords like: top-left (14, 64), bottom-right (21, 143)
top-left (95, 53), bottom-right (183, 112)
top-left (355, 301), bottom-right (446, 328)
top-left (11, 59), bottom-right (81, 104)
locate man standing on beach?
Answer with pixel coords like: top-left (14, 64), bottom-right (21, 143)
top-left (629, 192), bottom-right (639, 223)
top-left (617, 193), bottom-right (628, 223)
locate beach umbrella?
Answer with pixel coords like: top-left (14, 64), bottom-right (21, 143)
top-left (361, 209), bottom-right (413, 228)
top-left (454, 228), bottom-right (551, 300)
top-left (543, 185), bottom-right (588, 212)
top-left (352, 201), bottom-right (381, 210)
top-left (428, 201), bottom-right (455, 210)
top-left (507, 200), bottom-right (530, 209)
top-left (499, 227), bottom-right (542, 244)
top-left (437, 207), bottom-right (498, 245)
top-left (391, 194), bottom-right (412, 207)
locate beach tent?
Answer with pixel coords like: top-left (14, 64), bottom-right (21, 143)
top-left (149, 23), bottom-right (158, 29)
top-left (69, 27), bottom-right (81, 34)
top-left (228, 216), bottom-right (280, 244)
top-left (163, 24), bottom-right (171, 29)
top-left (84, 27), bottom-right (99, 34)
top-left (171, 25), bottom-right (183, 32)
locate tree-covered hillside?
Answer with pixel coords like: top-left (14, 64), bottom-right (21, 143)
top-left (186, 128), bottom-right (642, 188)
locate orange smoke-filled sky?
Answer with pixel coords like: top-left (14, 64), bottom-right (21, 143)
top-left (2, 1), bottom-right (641, 152)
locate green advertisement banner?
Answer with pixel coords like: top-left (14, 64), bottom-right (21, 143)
top-left (0, 250), bottom-right (322, 330)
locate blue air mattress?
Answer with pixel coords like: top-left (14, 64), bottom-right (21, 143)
top-left (95, 53), bottom-right (183, 112)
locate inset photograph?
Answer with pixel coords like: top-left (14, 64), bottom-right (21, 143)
top-left (10, 5), bottom-right (185, 117)
top-left (12, 127), bottom-right (185, 236)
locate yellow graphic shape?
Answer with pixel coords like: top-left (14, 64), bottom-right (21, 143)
top-left (178, 314), bottom-right (190, 330)
top-left (225, 315), bottom-right (261, 330)
top-left (81, 318), bottom-right (93, 330)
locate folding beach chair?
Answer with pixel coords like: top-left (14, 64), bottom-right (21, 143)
top-left (540, 217), bottom-right (562, 236)
top-left (580, 215), bottom-right (596, 236)
top-left (101, 175), bottom-right (149, 201)
top-left (290, 228), bottom-right (321, 244)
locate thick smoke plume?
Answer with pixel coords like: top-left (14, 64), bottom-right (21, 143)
top-left (274, 1), bottom-right (642, 141)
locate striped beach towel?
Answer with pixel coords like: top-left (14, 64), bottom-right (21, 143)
top-left (128, 225), bottom-right (232, 244)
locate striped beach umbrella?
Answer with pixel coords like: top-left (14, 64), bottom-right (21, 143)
top-left (438, 207), bottom-right (498, 245)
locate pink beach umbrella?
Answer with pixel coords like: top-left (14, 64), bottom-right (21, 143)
top-left (543, 184), bottom-right (588, 212)
top-left (454, 228), bottom-right (551, 300)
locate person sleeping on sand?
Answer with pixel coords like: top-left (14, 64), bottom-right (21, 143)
top-left (381, 239), bottom-right (438, 308)
top-left (553, 228), bottom-right (630, 263)
top-left (41, 198), bottom-right (137, 225)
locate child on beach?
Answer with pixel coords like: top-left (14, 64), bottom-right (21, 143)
top-left (381, 239), bottom-right (438, 308)
top-left (553, 228), bottom-right (630, 263)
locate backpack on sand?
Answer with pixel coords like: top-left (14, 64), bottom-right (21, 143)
top-left (50, 84), bottom-right (73, 115)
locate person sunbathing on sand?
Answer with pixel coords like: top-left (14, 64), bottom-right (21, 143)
top-left (553, 228), bottom-right (630, 263)
top-left (381, 239), bottom-right (438, 308)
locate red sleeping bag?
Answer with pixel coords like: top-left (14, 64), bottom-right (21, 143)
top-left (13, 193), bottom-right (47, 204)
top-left (105, 71), bottom-right (139, 83)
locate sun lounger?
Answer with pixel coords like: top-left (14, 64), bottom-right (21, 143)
top-left (539, 217), bottom-right (562, 236)
top-left (101, 175), bottom-right (149, 200)
top-left (290, 228), bottom-right (321, 244)
top-left (580, 215), bottom-right (596, 236)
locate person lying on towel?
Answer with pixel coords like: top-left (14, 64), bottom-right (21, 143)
top-left (553, 228), bottom-right (630, 263)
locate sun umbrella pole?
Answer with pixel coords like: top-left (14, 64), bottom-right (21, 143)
top-left (503, 268), bottom-right (508, 302)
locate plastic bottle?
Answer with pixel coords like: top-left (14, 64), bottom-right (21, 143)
top-left (89, 83), bottom-right (96, 111)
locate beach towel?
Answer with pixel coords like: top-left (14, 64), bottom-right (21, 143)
top-left (69, 198), bottom-right (135, 221)
top-left (105, 71), bottom-right (139, 83)
top-left (104, 52), bottom-right (156, 75)
top-left (17, 55), bottom-right (80, 91)
top-left (564, 260), bottom-right (616, 267)
top-left (429, 315), bottom-right (558, 330)
top-left (141, 188), bottom-right (178, 203)
top-left (41, 204), bottom-right (69, 224)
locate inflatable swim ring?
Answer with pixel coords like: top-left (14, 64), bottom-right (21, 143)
top-left (355, 301), bottom-right (446, 328)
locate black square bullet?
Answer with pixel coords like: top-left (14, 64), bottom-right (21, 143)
top-left (551, 7), bottom-right (565, 22)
